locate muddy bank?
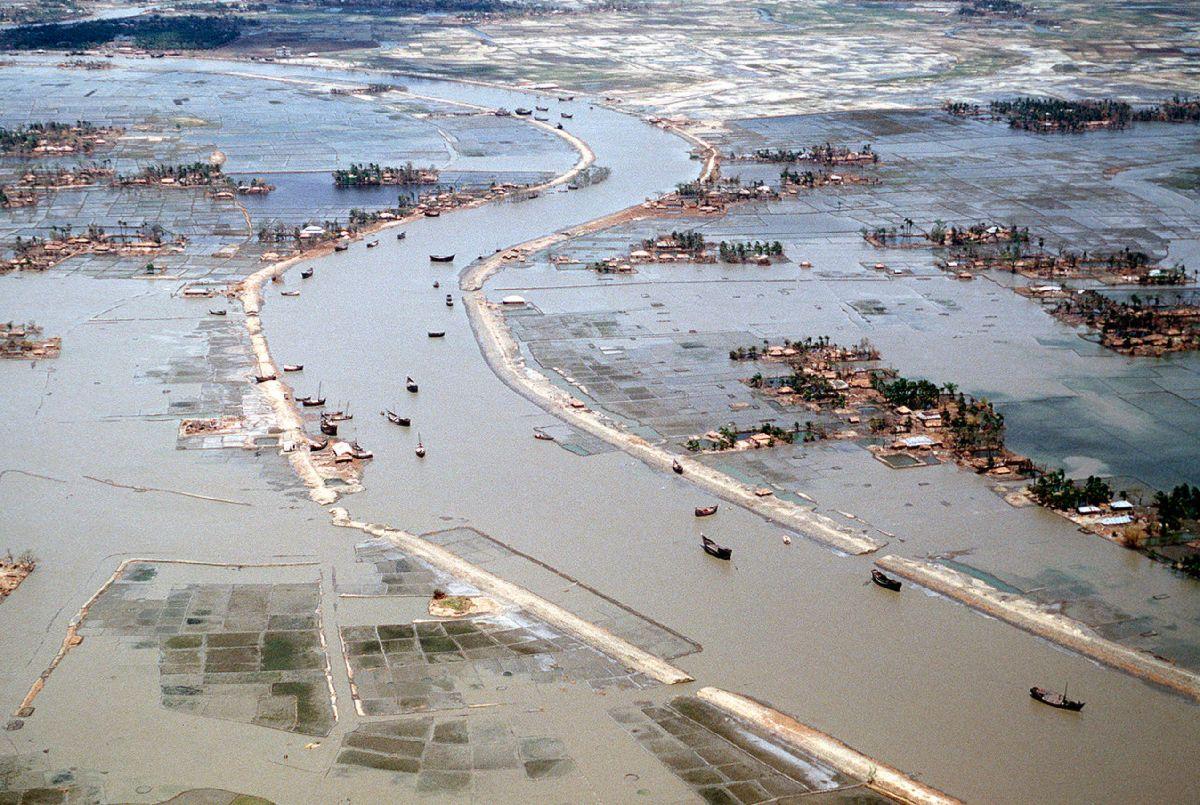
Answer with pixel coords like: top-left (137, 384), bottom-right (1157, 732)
top-left (876, 555), bottom-right (1200, 702)
top-left (328, 507), bottom-right (693, 685)
top-left (697, 687), bottom-right (962, 805)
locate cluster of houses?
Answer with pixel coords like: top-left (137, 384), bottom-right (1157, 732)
top-left (1, 321), bottom-right (60, 360)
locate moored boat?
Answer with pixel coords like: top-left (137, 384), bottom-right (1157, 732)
top-left (319, 416), bottom-right (338, 436)
top-left (349, 440), bottom-right (373, 460)
top-left (1030, 686), bottom-right (1084, 711)
top-left (871, 569), bottom-right (901, 591)
top-left (415, 433), bottom-right (426, 457)
top-left (533, 431), bottom-right (554, 441)
top-left (433, 280), bottom-right (440, 288)
top-left (428, 331), bottom-right (445, 338)
top-left (672, 459), bottom-right (683, 474)
top-left (299, 382), bottom-right (325, 406)
top-left (307, 437), bottom-right (328, 451)
top-left (535, 104), bottom-right (548, 111)
top-left (561, 112), bottom-right (573, 119)
top-left (384, 410), bottom-right (410, 426)
top-left (514, 108), bottom-right (532, 116)
top-left (397, 231), bottom-right (406, 240)
top-left (209, 309), bottom-right (226, 316)
top-left (406, 376), bottom-right (419, 393)
top-left (253, 373), bottom-right (276, 384)
top-left (430, 254), bottom-right (455, 262)
top-left (300, 268), bottom-right (314, 278)
top-left (280, 290), bottom-right (300, 297)
top-left (695, 505), bottom-right (718, 517)
top-left (701, 535), bottom-right (732, 561)
top-left (334, 241), bottom-right (349, 251)
top-left (366, 240), bottom-right (379, 248)
top-left (282, 364), bottom-right (303, 372)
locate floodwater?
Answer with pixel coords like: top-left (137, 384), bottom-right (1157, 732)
top-left (1, 60), bottom-right (1198, 804)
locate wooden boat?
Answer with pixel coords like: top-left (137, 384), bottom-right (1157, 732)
top-left (280, 290), bottom-right (300, 297)
top-left (282, 364), bottom-right (303, 372)
top-left (433, 280), bottom-right (440, 288)
top-left (397, 232), bottom-right (406, 240)
top-left (695, 505), bottom-right (718, 517)
top-left (307, 437), bottom-right (328, 451)
top-left (415, 433), bottom-right (426, 458)
top-left (533, 431), bottom-right (554, 441)
top-left (406, 377), bottom-right (419, 393)
top-left (319, 417), bottom-right (338, 436)
top-left (300, 383), bottom-right (325, 407)
top-left (1030, 686), bottom-right (1084, 711)
top-left (514, 108), bottom-right (532, 116)
top-left (430, 254), bottom-right (455, 262)
top-left (701, 535), bottom-right (732, 561)
top-left (424, 210), bottom-right (441, 218)
top-left (366, 240), bottom-right (379, 248)
top-left (535, 105), bottom-right (548, 111)
top-left (871, 569), bottom-right (902, 591)
top-left (561, 112), bottom-right (573, 119)
top-left (428, 331), bottom-right (445, 338)
top-left (327, 409), bottom-right (353, 422)
top-left (672, 459), bottom-right (684, 474)
top-left (535, 115), bottom-right (550, 122)
top-left (349, 440), bottom-right (373, 460)
top-left (300, 268), bottom-right (314, 279)
top-left (253, 373), bottom-right (276, 384)
top-left (209, 309), bottom-right (226, 316)
top-left (556, 123), bottom-right (563, 130)
top-left (334, 241), bottom-right (349, 251)
top-left (384, 410), bottom-right (410, 426)
top-left (445, 296), bottom-right (454, 307)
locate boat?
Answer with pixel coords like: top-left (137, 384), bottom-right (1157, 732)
top-left (281, 290), bottom-right (300, 297)
top-left (701, 535), bottom-right (732, 561)
top-left (514, 108), bottom-right (532, 116)
top-left (424, 210), bottom-right (441, 218)
top-left (1030, 686), bottom-right (1084, 711)
top-left (282, 364), bottom-right (303, 372)
top-left (535, 115), bottom-right (550, 122)
top-left (695, 505), bottom-right (718, 517)
top-left (495, 108), bottom-right (511, 117)
top-left (366, 240), bottom-right (379, 248)
top-left (397, 232), bottom-right (406, 240)
top-left (300, 382), bottom-right (325, 407)
top-left (307, 437), bottom-right (328, 451)
top-left (349, 440), bottom-right (373, 460)
top-left (209, 309), bottom-right (227, 316)
top-left (534, 431), bottom-right (554, 441)
top-left (561, 112), bottom-right (573, 119)
top-left (384, 410), bottom-right (410, 426)
top-left (334, 241), bottom-right (349, 252)
top-left (556, 123), bottom-right (563, 130)
top-left (535, 105), bottom-right (548, 111)
top-left (327, 409), bottom-right (353, 422)
top-left (415, 434), bottom-right (426, 458)
top-left (871, 569), bottom-right (902, 591)
top-left (428, 331), bottom-right (446, 338)
top-left (445, 296), bottom-right (454, 307)
top-left (406, 376), bottom-right (419, 393)
top-left (433, 280), bottom-right (440, 289)
top-left (253, 373), bottom-right (277, 384)
top-left (672, 459), bottom-right (683, 474)
top-left (319, 417), bottom-right (338, 436)
top-left (430, 254), bottom-right (455, 262)
top-left (300, 268), bottom-right (314, 279)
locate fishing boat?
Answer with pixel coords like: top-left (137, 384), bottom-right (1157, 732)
top-left (445, 295), bottom-right (454, 307)
top-left (415, 434), bottom-right (426, 458)
top-left (701, 535), bottom-right (732, 561)
top-left (561, 112), bottom-right (573, 119)
top-left (327, 409), bottom-right (353, 422)
top-left (349, 440), bottom-right (373, 460)
top-left (319, 417), bottom-right (338, 436)
top-left (384, 410), bottom-right (410, 426)
top-left (334, 241), bottom-right (349, 251)
top-left (514, 108), bottom-right (532, 116)
top-left (533, 431), bottom-right (554, 441)
top-left (209, 309), bottom-right (227, 316)
top-left (556, 123), bottom-right (564, 130)
top-left (425, 210), bottom-right (441, 218)
top-left (300, 268), bottom-right (314, 279)
top-left (300, 383), bottom-right (325, 407)
top-left (428, 331), bottom-right (446, 338)
top-left (282, 364), bottom-right (303, 372)
top-left (281, 290), bottom-right (300, 297)
top-left (672, 459), bottom-right (684, 474)
top-left (397, 232), bottom-right (406, 240)
top-left (433, 280), bottom-right (440, 289)
top-left (406, 376), bottom-right (419, 393)
top-left (695, 505), bottom-right (718, 517)
top-left (253, 373), bottom-right (276, 384)
top-left (535, 104), bottom-right (549, 111)
top-left (307, 437), bottom-right (328, 451)
top-left (366, 240), bottom-right (379, 248)
top-left (1030, 685), bottom-right (1084, 711)
top-left (535, 115), bottom-right (550, 122)
top-left (430, 254), bottom-right (455, 262)
top-left (871, 569), bottom-right (902, 591)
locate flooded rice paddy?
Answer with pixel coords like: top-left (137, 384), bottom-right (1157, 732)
top-left (1, 58), bottom-right (1199, 804)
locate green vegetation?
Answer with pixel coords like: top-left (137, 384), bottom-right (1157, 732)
top-left (1028, 469), bottom-right (1113, 510)
top-left (0, 120), bottom-right (106, 154)
top-left (750, 143), bottom-right (876, 165)
top-left (872, 376), bottom-right (942, 410)
top-left (332, 162), bottom-right (436, 187)
top-left (945, 95), bottom-right (1200, 133)
top-left (1153, 484), bottom-right (1200, 533)
top-left (717, 240), bottom-right (783, 262)
top-left (0, 15), bottom-right (246, 51)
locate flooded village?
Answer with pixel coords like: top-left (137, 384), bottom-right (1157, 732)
top-left (1, 2), bottom-right (1200, 805)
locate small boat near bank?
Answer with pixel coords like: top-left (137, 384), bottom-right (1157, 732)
top-left (1030, 686), bottom-right (1084, 712)
top-left (695, 505), bottom-right (718, 517)
top-left (397, 232), bottom-right (406, 240)
top-left (280, 290), bottom-right (300, 297)
top-left (871, 569), bottom-right (901, 591)
top-left (430, 254), bottom-right (455, 262)
top-left (406, 376), bottom-right (419, 393)
top-left (384, 410), bottom-right (410, 426)
top-left (428, 331), bottom-right (445, 338)
top-left (209, 309), bottom-right (226, 316)
top-left (672, 459), bottom-right (684, 474)
top-left (282, 364), bottom-right (303, 372)
top-left (298, 382), bottom-right (325, 407)
top-left (300, 268), bottom-right (314, 279)
top-left (701, 535), bottom-right (732, 561)
top-left (534, 431), bottom-right (554, 441)
top-left (319, 416), bottom-right (338, 436)
top-left (366, 240), bottom-right (379, 248)
top-left (445, 294), bottom-right (454, 307)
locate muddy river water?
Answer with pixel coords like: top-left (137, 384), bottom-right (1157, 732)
top-left (1, 60), bottom-right (1198, 803)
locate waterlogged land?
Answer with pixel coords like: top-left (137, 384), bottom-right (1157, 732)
top-left (1, 13), bottom-right (1199, 805)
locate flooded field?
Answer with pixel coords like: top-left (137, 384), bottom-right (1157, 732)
top-left (2, 47), bottom-right (1199, 805)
